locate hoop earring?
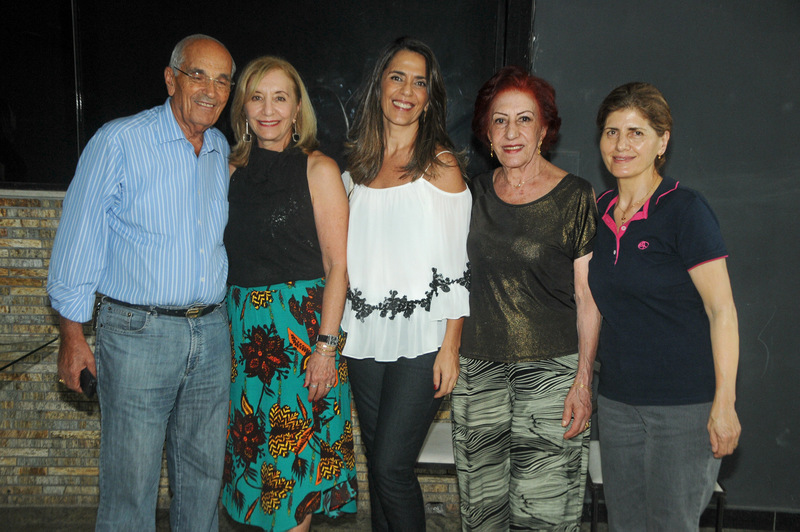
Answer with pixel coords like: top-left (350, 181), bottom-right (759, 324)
top-left (243, 121), bottom-right (252, 143)
top-left (490, 142), bottom-right (494, 158)
top-left (292, 121), bottom-right (300, 143)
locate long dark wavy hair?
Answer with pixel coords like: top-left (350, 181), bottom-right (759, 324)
top-left (346, 37), bottom-right (463, 185)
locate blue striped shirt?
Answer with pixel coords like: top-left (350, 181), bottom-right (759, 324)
top-left (48, 99), bottom-right (230, 323)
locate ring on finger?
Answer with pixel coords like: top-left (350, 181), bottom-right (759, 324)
top-left (309, 384), bottom-right (318, 388)
top-left (325, 384), bottom-right (333, 388)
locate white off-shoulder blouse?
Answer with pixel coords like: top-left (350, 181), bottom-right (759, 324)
top-left (341, 174), bottom-right (471, 361)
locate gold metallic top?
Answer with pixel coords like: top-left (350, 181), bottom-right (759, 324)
top-left (461, 172), bottom-right (597, 363)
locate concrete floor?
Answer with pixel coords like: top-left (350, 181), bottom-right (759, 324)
top-left (0, 506), bottom-right (455, 531)
top-left (0, 505), bottom-right (765, 531)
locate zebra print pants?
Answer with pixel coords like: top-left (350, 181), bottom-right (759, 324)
top-left (451, 354), bottom-right (588, 532)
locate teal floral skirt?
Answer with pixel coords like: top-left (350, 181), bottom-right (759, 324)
top-left (222, 279), bottom-right (357, 530)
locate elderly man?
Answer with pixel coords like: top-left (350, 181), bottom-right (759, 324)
top-left (47, 34), bottom-right (235, 531)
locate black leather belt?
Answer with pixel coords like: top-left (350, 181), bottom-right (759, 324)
top-left (102, 296), bottom-right (220, 318)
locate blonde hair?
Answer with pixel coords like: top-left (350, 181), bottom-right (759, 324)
top-left (229, 56), bottom-right (318, 168)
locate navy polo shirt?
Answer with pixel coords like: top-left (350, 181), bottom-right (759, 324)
top-left (587, 177), bottom-right (728, 405)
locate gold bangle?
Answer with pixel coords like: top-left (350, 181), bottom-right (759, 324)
top-left (573, 382), bottom-right (592, 396)
top-left (315, 342), bottom-right (337, 358)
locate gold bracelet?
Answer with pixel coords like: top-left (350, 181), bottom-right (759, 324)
top-left (573, 382), bottom-right (592, 396)
top-left (315, 342), bottom-right (337, 358)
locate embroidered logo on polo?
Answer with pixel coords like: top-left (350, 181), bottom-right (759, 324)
top-left (638, 241), bottom-right (650, 250)
top-left (347, 266), bottom-right (470, 321)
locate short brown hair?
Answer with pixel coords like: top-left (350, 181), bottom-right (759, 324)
top-left (597, 82), bottom-right (672, 169)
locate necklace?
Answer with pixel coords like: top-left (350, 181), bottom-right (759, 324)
top-left (502, 169), bottom-right (533, 188)
top-left (618, 177), bottom-right (661, 224)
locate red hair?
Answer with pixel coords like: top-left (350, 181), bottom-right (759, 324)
top-left (472, 66), bottom-right (561, 152)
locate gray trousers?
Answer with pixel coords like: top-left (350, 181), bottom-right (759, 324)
top-left (597, 395), bottom-right (721, 532)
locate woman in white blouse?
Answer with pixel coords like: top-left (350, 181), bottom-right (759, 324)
top-left (341, 37), bottom-right (471, 531)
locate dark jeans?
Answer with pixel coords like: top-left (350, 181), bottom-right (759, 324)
top-left (346, 352), bottom-right (442, 532)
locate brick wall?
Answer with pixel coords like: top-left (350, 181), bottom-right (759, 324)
top-left (0, 190), bottom-right (106, 506)
top-left (0, 192), bottom-right (62, 337)
top-left (0, 190), bottom-right (457, 516)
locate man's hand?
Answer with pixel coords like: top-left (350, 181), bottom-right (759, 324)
top-left (57, 316), bottom-right (96, 394)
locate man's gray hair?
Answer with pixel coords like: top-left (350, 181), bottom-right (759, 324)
top-left (169, 34), bottom-right (236, 77)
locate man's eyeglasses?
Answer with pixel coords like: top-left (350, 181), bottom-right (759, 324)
top-left (173, 67), bottom-right (234, 92)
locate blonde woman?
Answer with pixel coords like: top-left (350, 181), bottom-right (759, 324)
top-left (222, 56), bottom-right (356, 532)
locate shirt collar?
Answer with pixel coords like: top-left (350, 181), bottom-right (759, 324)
top-left (156, 98), bottom-right (227, 156)
top-left (600, 176), bottom-right (681, 220)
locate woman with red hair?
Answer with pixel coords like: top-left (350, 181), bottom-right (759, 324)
top-left (452, 66), bottom-right (601, 531)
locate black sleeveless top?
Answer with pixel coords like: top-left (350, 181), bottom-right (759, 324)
top-left (225, 146), bottom-right (324, 287)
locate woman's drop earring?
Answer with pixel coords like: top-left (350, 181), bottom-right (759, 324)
top-left (292, 120), bottom-right (300, 143)
top-left (243, 121), bottom-right (252, 143)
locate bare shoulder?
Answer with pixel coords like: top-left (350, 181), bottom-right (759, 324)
top-left (307, 150), bottom-right (346, 203)
top-left (426, 150), bottom-right (466, 193)
top-left (307, 150), bottom-right (341, 181)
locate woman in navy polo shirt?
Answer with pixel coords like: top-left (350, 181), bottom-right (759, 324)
top-left (588, 82), bottom-right (741, 531)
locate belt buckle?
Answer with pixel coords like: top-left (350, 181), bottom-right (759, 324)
top-left (185, 305), bottom-right (203, 319)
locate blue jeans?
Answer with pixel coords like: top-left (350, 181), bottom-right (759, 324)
top-left (346, 352), bottom-right (442, 532)
top-left (597, 395), bottom-right (721, 532)
top-left (94, 300), bottom-right (230, 532)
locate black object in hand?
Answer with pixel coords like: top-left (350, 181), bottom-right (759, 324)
top-left (80, 368), bottom-right (97, 398)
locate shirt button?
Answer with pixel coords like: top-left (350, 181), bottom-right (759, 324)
top-left (621, 225), bottom-right (627, 231)
top-left (613, 250), bottom-right (616, 255)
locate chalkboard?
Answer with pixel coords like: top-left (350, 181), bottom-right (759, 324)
top-left (0, 0), bottom-right (508, 187)
top-left (75, 0), bottom-right (500, 175)
top-left (531, 1), bottom-right (800, 512)
top-left (0, 2), bottom-right (75, 187)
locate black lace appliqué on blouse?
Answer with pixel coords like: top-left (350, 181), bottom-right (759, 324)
top-left (347, 266), bottom-right (470, 322)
